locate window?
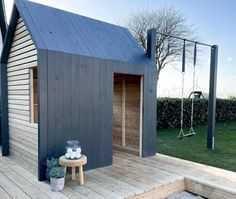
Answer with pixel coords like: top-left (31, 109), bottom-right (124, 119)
top-left (30, 67), bottom-right (38, 124)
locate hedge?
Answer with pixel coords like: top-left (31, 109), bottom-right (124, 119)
top-left (156, 98), bottom-right (236, 129)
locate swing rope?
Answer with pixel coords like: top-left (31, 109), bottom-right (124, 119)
top-left (189, 43), bottom-right (197, 135)
top-left (178, 41), bottom-right (197, 139)
top-left (178, 40), bottom-right (186, 139)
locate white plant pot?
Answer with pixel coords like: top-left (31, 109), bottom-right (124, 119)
top-left (50, 177), bottom-right (65, 191)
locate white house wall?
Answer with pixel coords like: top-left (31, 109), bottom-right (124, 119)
top-left (7, 16), bottom-right (38, 175)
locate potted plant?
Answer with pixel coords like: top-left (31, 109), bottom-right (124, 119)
top-left (49, 166), bottom-right (65, 191)
top-left (46, 158), bottom-right (60, 181)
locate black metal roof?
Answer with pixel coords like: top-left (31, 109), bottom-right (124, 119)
top-left (2, 0), bottom-right (153, 65)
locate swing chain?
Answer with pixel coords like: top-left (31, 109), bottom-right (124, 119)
top-left (189, 43), bottom-right (197, 135)
top-left (178, 40), bottom-right (186, 139)
top-left (178, 71), bottom-right (185, 139)
top-left (178, 41), bottom-right (197, 139)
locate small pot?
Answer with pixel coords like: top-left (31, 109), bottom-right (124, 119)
top-left (50, 177), bottom-right (65, 191)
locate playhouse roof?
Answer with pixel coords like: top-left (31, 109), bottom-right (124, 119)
top-left (3, 0), bottom-right (152, 64)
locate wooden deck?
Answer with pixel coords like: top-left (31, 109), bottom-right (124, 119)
top-left (0, 149), bottom-right (236, 199)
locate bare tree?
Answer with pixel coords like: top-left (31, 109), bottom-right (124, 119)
top-left (123, 7), bottom-right (198, 80)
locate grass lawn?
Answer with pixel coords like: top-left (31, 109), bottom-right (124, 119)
top-left (157, 121), bottom-right (236, 172)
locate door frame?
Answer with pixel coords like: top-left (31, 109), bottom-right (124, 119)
top-left (112, 73), bottom-right (143, 157)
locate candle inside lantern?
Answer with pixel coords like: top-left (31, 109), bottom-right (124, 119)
top-left (65, 140), bottom-right (81, 159)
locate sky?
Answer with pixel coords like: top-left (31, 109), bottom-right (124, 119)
top-left (4, 0), bottom-right (236, 98)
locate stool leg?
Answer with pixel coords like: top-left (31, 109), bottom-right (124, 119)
top-left (71, 166), bottom-right (76, 180)
top-left (79, 166), bottom-right (84, 185)
top-left (64, 166), bottom-right (67, 174)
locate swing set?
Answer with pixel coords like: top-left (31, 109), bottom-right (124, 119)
top-left (157, 32), bottom-right (218, 150)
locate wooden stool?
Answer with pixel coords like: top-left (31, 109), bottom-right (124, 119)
top-left (59, 155), bottom-right (87, 185)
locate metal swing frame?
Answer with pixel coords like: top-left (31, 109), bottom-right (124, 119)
top-left (156, 31), bottom-right (218, 149)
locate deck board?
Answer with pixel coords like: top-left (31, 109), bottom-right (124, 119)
top-left (86, 170), bottom-right (136, 197)
top-left (0, 156), bottom-right (69, 199)
top-left (0, 147), bottom-right (236, 199)
top-left (65, 180), bottom-right (105, 199)
top-left (4, 171), bottom-right (50, 199)
top-left (114, 153), bottom-right (183, 184)
top-left (0, 172), bottom-right (31, 199)
top-left (0, 186), bottom-right (12, 199)
top-left (97, 167), bottom-right (145, 194)
top-left (60, 186), bottom-right (88, 199)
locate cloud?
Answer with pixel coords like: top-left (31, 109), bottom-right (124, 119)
top-left (227, 57), bottom-right (232, 62)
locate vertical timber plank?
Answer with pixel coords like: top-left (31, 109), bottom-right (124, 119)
top-left (139, 76), bottom-right (144, 157)
top-left (99, 59), bottom-right (113, 166)
top-left (63, 54), bottom-right (73, 141)
top-left (142, 65), bottom-right (157, 157)
top-left (1, 63), bottom-right (9, 156)
top-left (38, 48), bottom-right (48, 181)
top-left (122, 76), bottom-right (126, 147)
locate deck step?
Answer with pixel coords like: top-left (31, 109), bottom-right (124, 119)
top-left (131, 178), bottom-right (185, 199)
top-left (185, 178), bottom-right (236, 199)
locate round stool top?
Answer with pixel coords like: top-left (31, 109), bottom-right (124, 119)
top-left (59, 155), bottom-right (87, 167)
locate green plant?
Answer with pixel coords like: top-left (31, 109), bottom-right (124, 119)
top-left (46, 158), bottom-right (60, 181)
top-left (46, 158), bottom-right (59, 168)
top-left (49, 167), bottom-right (65, 179)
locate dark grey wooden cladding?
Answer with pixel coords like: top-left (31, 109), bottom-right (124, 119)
top-left (142, 65), bottom-right (157, 157)
top-left (98, 60), bottom-right (113, 166)
top-left (38, 50), bottom-right (156, 179)
top-left (0, 5), bottom-right (20, 156)
top-left (42, 52), bottom-right (114, 174)
top-left (0, 63), bottom-right (9, 155)
top-left (37, 49), bottom-right (48, 181)
top-left (1, 5), bottom-right (19, 63)
top-left (0, 0), bottom-right (7, 41)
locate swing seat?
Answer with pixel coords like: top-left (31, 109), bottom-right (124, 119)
top-left (178, 132), bottom-right (196, 139)
top-left (178, 128), bottom-right (196, 139)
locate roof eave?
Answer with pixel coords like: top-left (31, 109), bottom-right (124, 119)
top-left (15, 0), bottom-right (46, 49)
top-left (0, 4), bottom-right (19, 63)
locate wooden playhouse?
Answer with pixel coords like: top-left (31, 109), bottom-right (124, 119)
top-left (1, 0), bottom-right (157, 180)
